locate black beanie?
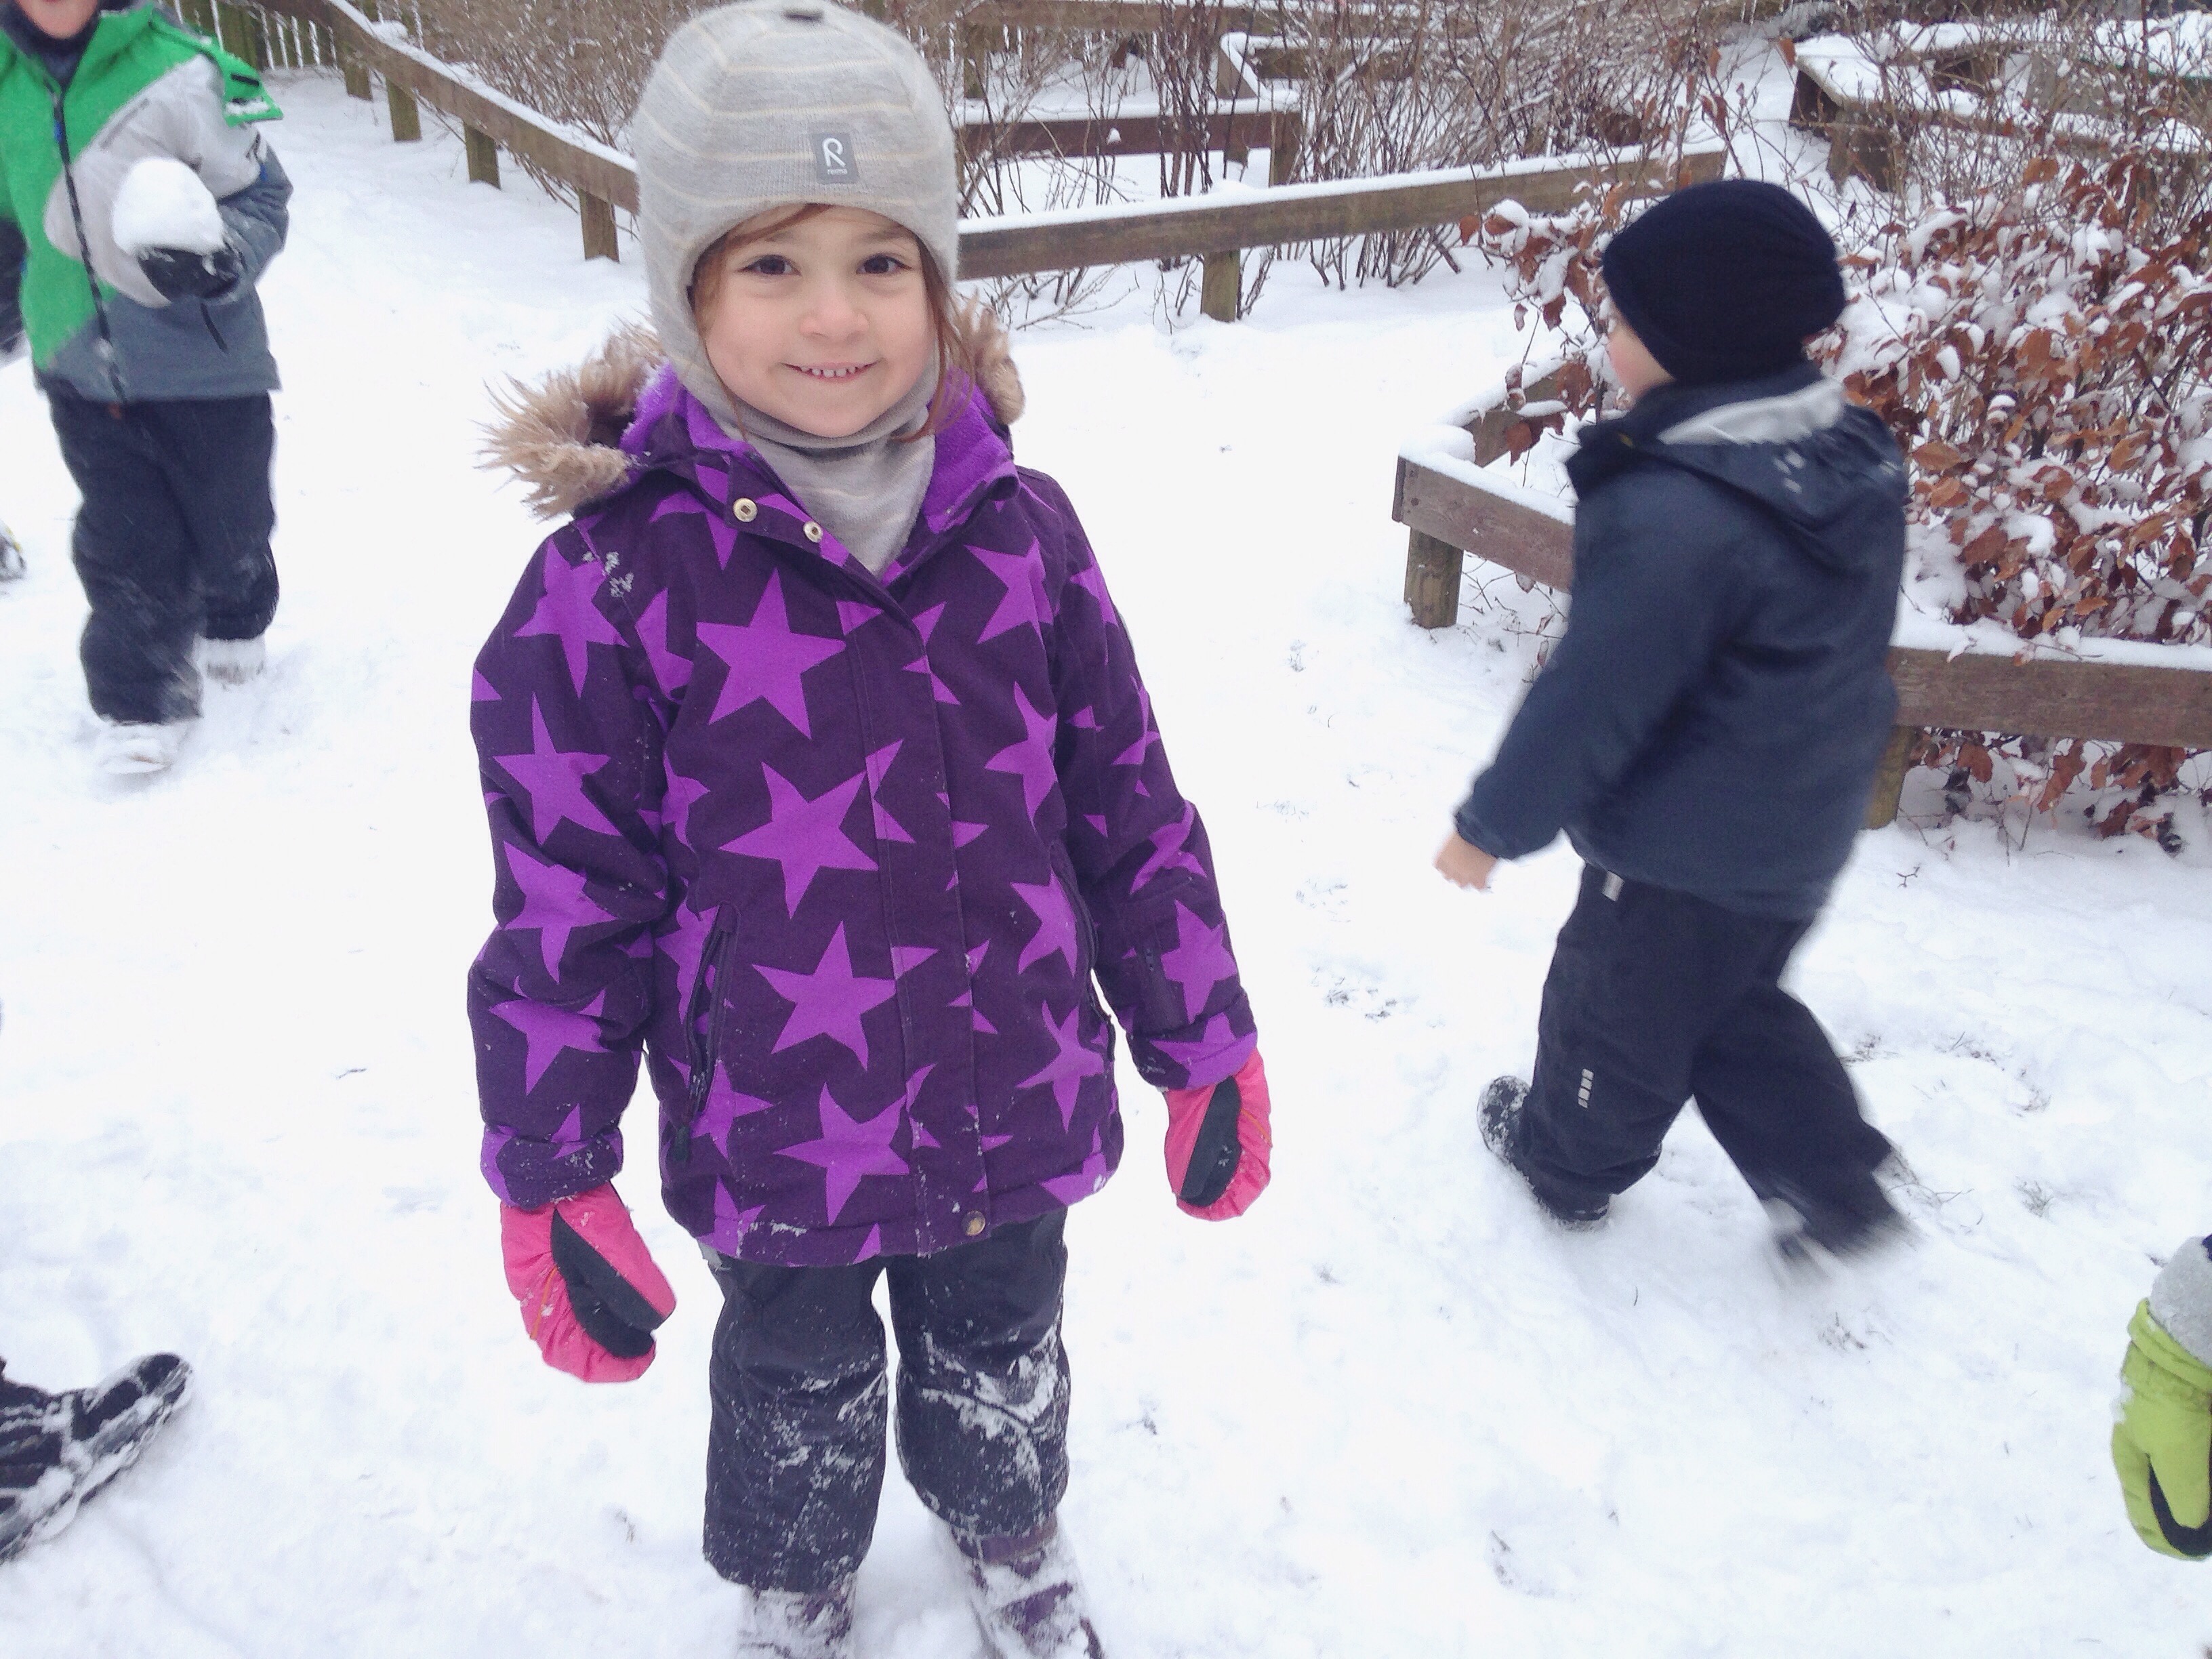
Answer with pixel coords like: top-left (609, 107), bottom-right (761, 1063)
top-left (1599, 179), bottom-right (1846, 386)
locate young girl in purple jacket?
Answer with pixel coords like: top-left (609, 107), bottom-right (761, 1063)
top-left (466, 5), bottom-right (1271, 1654)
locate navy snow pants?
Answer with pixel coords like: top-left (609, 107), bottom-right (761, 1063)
top-left (1513, 865), bottom-right (1894, 1221)
top-left (703, 1211), bottom-right (1070, 1591)
top-left (47, 389), bottom-right (278, 724)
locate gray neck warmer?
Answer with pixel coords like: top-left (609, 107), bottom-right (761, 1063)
top-left (737, 363), bottom-right (937, 576)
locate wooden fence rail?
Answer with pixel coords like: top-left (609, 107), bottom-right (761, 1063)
top-left (1391, 415), bottom-right (2212, 827)
top-left (183, 0), bottom-right (1717, 319)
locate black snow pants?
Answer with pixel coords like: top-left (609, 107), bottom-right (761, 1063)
top-left (703, 1210), bottom-right (1070, 1592)
top-left (47, 389), bottom-right (278, 724)
top-left (1512, 865), bottom-right (1894, 1222)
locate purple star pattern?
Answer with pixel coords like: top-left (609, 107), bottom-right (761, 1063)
top-left (1134, 810), bottom-right (1206, 890)
top-left (663, 767), bottom-right (712, 840)
top-left (1070, 562), bottom-right (1120, 628)
top-left (1160, 902), bottom-right (1237, 1022)
top-left (778, 1084), bottom-right (910, 1221)
top-left (838, 599), bottom-right (876, 636)
top-left (514, 550), bottom-right (625, 695)
top-left (984, 686), bottom-right (1058, 821)
top-left (697, 570), bottom-right (844, 734)
top-left (493, 702), bottom-right (617, 843)
top-left (651, 489), bottom-right (737, 569)
top-left (969, 541), bottom-right (1046, 642)
top-left (758, 924), bottom-right (898, 1067)
top-left (634, 590), bottom-right (693, 694)
top-left (724, 766), bottom-right (876, 914)
top-left (490, 991), bottom-right (607, 1092)
top-left (1018, 1004), bottom-right (1107, 1129)
top-left (1011, 878), bottom-right (1078, 974)
top-left (472, 670), bottom-right (499, 703)
top-left (504, 841), bottom-right (613, 977)
top-left (1154, 1011), bottom-right (1252, 1078)
top-left (865, 741), bottom-right (912, 844)
top-left (693, 1076), bottom-right (778, 1159)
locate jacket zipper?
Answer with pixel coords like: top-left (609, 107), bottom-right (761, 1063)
top-left (674, 909), bottom-right (737, 1162)
top-left (47, 83), bottom-right (127, 402)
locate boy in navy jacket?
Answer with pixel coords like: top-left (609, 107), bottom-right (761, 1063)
top-left (1438, 180), bottom-right (1910, 1261)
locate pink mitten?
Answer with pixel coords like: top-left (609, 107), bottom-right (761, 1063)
top-left (1163, 1050), bottom-right (1272, 1221)
top-left (500, 1184), bottom-right (676, 1383)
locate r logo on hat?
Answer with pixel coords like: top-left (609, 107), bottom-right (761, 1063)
top-left (812, 132), bottom-right (858, 186)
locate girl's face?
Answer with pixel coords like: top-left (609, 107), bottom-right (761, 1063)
top-left (19, 0), bottom-right (101, 39)
top-left (1605, 319), bottom-right (1673, 404)
top-left (698, 206), bottom-right (936, 441)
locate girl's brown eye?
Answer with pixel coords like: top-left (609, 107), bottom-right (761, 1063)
top-left (860, 254), bottom-right (907, 276)
top-left (745, 255), bottom-right (793, 277)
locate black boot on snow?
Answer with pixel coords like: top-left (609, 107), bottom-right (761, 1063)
top-left (0, 1352), bottom-right (192, 1565)
top-left (1479, 1077), bottom-right (1609, 1230)
top-left (1763, 1173), bottom-right (1910, 1271)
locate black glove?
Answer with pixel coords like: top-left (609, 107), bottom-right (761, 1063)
top-left (138, 241), bottom-right (243, 303)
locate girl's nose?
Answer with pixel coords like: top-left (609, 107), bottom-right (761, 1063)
top-left (798, 277), bottom-right (867, 339)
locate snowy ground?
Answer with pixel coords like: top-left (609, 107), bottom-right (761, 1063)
top-left (3, 68), bottom-right (2211, 1659)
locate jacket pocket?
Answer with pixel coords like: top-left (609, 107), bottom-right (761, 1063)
top-left (674, 907), bottom-right (738, 1162)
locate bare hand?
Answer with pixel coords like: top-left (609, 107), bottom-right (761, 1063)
top-left (1435, 832), bottom-right (1498, 891)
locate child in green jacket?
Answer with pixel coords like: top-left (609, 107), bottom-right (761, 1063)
top-left (0, 0), bottom-right (289, 773)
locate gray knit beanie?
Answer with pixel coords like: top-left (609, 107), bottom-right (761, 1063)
top-left (632, 0), bottom-right (960, 434)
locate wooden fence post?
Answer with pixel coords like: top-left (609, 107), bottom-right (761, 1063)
top-left (1404, 529), bottom-right (1464, 628)
top-left (179, 0), bottom-right (213, 36)
top-left (1865, 726), bottom-right (1919, 829)
top-left (1200, 248), bottom-right (1240, 321)
top-left (1268, 112), bottom-right (1301, 188)
top-left (580, 192), bottom-right (619, 262)
top-left (466, 125), bottom-right (501, 188)
top-left (963, 24), bottom-right (991, 100)
top-left (388, 80), bottom-right (423, 142)
top-left (341, 43), bottom-right (371, 100)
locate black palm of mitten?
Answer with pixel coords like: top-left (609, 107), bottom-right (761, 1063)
top-left (139, 241), bottom-right (243, 303)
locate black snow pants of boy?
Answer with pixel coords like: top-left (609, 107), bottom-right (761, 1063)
top-left (1512, 865), bottom-right (1894, 1227)
top-left (47, 389), bottom-right (279, 725)
top-left (703, 1211), bottom-right (1070, 1592)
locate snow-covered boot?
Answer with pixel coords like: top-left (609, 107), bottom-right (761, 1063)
top-left (94, 720), bottom-right (188, 776)
top-left (0, 521), bottom-right (24, 581)
top-left (733, 1580), bottom-right (855, 1659)
top-left (955, 1517), bottom-right (1106, 1659)
top-left (197, 635), bottom-right (266, 685)
top-left (0, 1353), bottom-right (192, 1564)
top-left (1479, 1076), bottom-right (1609, 1229)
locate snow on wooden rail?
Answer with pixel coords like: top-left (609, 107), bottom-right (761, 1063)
top-left (1391, 409), bottom-right (2212, 829)
top-left (197, 0), bottom-right (1719, 319)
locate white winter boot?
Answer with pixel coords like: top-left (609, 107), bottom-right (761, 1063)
top-left (94, 720), bottom-right (188, 775)
top-left (733, 1580), bottom-right (855, 1659)
top-left (954, 1517), bottom-right (1106, 1658)
top-left (197, 635), bottom-right (266, 684)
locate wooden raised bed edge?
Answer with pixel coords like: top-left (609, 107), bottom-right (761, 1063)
top-left (1391, 450), bottom-right (2212, 829)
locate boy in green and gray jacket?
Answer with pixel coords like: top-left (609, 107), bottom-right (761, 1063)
top-left (0, 0), bottom-right (289, 772)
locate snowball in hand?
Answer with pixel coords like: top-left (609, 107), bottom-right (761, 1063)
top-left (112, 157), bottom-right (226, 257)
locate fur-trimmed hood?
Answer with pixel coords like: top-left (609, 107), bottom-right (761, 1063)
top-left (482, 305), bottom-right (1026, 520)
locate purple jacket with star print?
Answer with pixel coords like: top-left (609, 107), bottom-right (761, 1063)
top-left (469, 325), bottom-right (1257, 1267)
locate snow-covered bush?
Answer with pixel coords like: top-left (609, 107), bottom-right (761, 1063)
top-left (1462, 151), bottom-right (2212, 839)
top-left (1831, 150), bottom-right (2212, 836)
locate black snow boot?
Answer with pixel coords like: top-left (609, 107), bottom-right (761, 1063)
top-left (0, 1353), bottom-right (192, 1565)
top-left (1479, 1077), bottom-right (1610, 1229)
top-left (1762, 1170), bottom-right (1909, 1269)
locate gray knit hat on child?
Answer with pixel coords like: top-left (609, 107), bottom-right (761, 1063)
top-left (631, 0), bottom-right (960, 434)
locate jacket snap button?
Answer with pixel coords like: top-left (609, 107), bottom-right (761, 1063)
top-left (963, 1212), bottom-right (985, 1237)
top-left (803, 521), bottom-right (825, 544)
top-left (733, 498), bottom-right (758, 523)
